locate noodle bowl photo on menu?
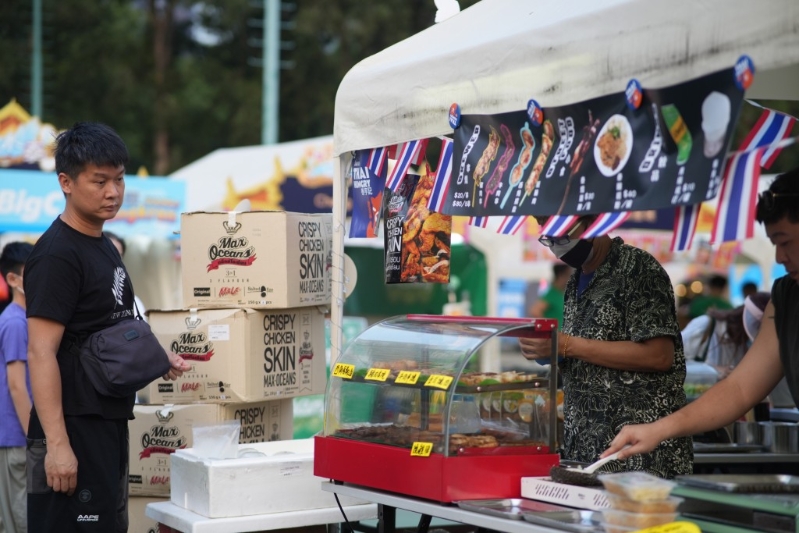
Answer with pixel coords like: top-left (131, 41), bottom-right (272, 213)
top-left (594, 114), bottom-right (633, 177)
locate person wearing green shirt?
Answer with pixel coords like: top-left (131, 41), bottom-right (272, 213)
top-left (688, 274), bottom-right (733, 319)
top-left (530, 263), bottom-right (572, 326)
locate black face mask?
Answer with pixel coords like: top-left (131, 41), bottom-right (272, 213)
top-left (558, 239), bottom-right (593, 269)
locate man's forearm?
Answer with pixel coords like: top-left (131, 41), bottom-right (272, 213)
top-left (29, 352), bottom-right (68, 444)
top-left (567, 335), bottom-right (674, 372)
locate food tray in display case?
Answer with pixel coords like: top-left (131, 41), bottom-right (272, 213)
top-left (314, 315), bottom-right (561, 502)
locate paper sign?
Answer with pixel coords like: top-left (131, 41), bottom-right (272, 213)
top-left (395, 371), bottom-right (421, 385)
top-left (410, 442), bottom-right (433, 457)
top-left (365, 368), bottom-right (390, 381)
top-left (424, 374), bottom-right (453, 390)
top-left (332, 363), bottom-right (355, 379)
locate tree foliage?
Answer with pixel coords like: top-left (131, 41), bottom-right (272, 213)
top-left (0, 0), bottom-right (796, 174)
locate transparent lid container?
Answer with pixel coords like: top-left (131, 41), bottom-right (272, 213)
top-left (323, 315), bottom-right (558, 456)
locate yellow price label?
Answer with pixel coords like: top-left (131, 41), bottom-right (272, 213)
top-left (332, 363), bottom-right (355, 379)
top-left (365, 368), bottom-right (391, 381)
top-left (395, 371), bottom-right (421, 385)
top-left (637, 523), bottom-right (700, 533)
top-left (410, 442), bottom-right (433, 457)
top-left (424, 374), bottom-right (453, 390)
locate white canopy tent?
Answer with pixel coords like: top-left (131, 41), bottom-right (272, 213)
top-left (329, 0), bottom-right (799, 364)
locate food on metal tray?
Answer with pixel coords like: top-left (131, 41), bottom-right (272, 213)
top-left (605, 493), bottom-right (683, 513)
top-left (602, 509), bottom-right (678, 529)
top-left (598, 471), bottom-right (676, 502)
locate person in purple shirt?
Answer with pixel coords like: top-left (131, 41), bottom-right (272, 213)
top-left (0, 241), bottom-right (34, 533)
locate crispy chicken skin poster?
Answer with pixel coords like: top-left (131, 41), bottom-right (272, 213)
top-left (383, 162), bottom-right (452, 284)
top-left (444, 68), bottom-right (743, 217)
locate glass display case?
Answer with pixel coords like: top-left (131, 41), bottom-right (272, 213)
top-left (314, 315), bottom-right (561, 502)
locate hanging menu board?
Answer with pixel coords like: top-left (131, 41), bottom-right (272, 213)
top-left (444, 68), bottom-right (743, 217)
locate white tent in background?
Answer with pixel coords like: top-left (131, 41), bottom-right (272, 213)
top-left (328, 0), bottom-right (799, 365)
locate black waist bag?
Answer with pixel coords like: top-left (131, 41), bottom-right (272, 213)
top-left (79, 318), bottom-right (171, 398)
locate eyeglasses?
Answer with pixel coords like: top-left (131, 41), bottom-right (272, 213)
top-left (538, 220), bottom-right (583, 248)
top-left (758, 190), bottom-right (799, 212)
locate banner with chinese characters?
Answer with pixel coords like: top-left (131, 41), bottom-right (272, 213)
top-left (444, 68), bottom-right (743, 217)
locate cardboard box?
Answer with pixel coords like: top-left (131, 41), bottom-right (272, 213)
top-left (180, 211), bottom-right (332, 309)
top-left (145, 307), bottom-right (326, 403)
top-left (129, 401), bottom-right (293, 497)
top-left (128, 496), bottom-right (168, 533)
top-left (521, 477), bottom-right (609, 510)
top-left (170, 439), bottom-right (366, 518)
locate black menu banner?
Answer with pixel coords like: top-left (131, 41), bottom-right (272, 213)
top-left (443, 68), bottom-right (743, 217)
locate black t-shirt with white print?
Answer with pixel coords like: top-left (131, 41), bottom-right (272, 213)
top-left (25, 217), bottom-right (136, 419)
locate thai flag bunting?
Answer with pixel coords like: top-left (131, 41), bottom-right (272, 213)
top-left (581, 212), bottom-right (631, 239)
top-left (740, 103), bottom-right (797, 169)
top-left (670, 203), bottom-right (701, 252)
top-left (427, 138), bottom-right (453, 212)
top-left (540, 215), bottom-right (578, 237)
top-left (497, 215), bottom-right (527, 235)
top-left (367, 146), bottom-right (388, 178)
top-left (711, 148), bottom-right (764, 244)
top-left (386, 140), bottom-right (424, 192)
top-left (468, 216), bottom-right (489, 228)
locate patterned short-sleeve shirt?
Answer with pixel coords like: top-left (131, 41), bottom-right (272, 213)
top-left (560, 237), bottom-right (693, 479)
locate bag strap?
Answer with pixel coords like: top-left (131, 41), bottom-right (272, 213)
top-left (697, 317), bottom-right (716, 362)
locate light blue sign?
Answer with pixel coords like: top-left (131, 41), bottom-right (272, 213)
top-left (0, 170), bottom-right (184, 238)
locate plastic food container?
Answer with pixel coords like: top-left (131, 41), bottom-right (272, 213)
top-left (601, 522), bottom-right (638, 533)
top-left (598, 472), bottom-right (676, 502)
top-left (684, 361), bottom-right (718, 400)
top-left (605, 492), bottom-right (683, 513)
top-left (602, 509), bottom-right (677, 528)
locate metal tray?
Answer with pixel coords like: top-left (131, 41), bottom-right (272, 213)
top-left (522, 510), bottom-right (604, 533)
top-left (677, 474), bottom-right (799, 493)
top-left (454, 499), bottom-right (571, 520)
top-left (693, 442), bottom-right (764, 453)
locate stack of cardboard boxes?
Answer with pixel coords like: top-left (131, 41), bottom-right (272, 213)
top-left (128, 211), bottom-right (332, 531)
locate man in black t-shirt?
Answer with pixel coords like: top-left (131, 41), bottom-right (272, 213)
top-left (24, 122), bottom-right (190, 532)
top-left (604, 167), bottom-right (799, 461)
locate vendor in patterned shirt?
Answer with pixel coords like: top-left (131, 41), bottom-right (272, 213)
top-left (520, 215), bottom-right (692, 479)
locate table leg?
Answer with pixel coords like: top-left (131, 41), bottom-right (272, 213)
top-left (416, 514), bottom-right (432, 533)
top-left (377, 504), bottom-right (396, 533)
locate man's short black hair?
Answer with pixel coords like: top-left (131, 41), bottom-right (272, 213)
top-left (708, 274), bottom-right (728, 290)
top-left (0, 242), bottom-right (34, 277)
top-left (54, 122), bottom-right (129, 179)
top-left (755, 167), bottom-right (799, 225)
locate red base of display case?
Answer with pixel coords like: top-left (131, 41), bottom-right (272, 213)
top-left (314, 435), bottom-right (559, 503)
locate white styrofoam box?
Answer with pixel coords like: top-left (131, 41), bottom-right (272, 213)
top-left (170, 438), bottom-right (366, 518)
top-left (521, 477), bottom-right (610, 510)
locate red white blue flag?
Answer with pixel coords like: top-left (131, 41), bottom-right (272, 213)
top-left (740, 104), bottom-right (797, 169)
top-left (711, 148), bottom-right (764, 244)
top-left (498, 215), bottom-right (527, 235)
top-left (367, 146), bottom-right (388, 177)
top-left (385, 139), bottom-right (426, 192)
top-left (427, 138), bottom-right (453, 213)
top-left (582, 212), bottom-right (631, 239)
top-left (468, 216), bottom-right (489, 228)
top-left (670, 203), bottom-right (701, 252)
top-left (540, 215), bottom-right (578, 237)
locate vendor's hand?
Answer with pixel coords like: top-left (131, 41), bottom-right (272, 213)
top-left (45, 441), bottom-right (78, 495)
top-left (164, 352), bottom-right (191, 381)
top-left (519, 335), bottom-right (559, 362)
top-left (601, 423), bottom-right (664, 461)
